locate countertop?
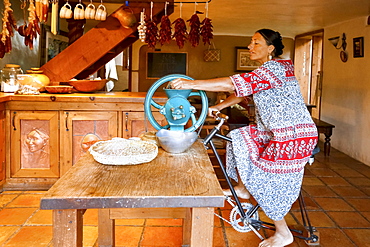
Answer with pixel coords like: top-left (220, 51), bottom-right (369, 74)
top-left (0, 91), bottom-right (167, 104)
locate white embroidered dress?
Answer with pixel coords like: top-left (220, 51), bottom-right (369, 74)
top-left (227, 59), bottom-right (318, 221)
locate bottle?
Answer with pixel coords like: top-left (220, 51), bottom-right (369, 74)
top-left (1, 64), bottom-right (23, 92)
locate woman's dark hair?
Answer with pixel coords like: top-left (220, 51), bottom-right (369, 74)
top-left (256, 29), bottom-right (284, 57)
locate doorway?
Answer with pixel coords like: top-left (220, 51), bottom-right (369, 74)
top-left (294, 30), bottom-right (323, 119)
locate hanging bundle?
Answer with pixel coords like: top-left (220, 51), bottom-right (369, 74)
top-left (0, 0), bottom-right (17, 58)
top-left (138, 9), bottom-right (146, 42)
top-left (24, 0), bottom-right (41, 50)
top-left (145, 2), bottom-right (158, 49)
top-left (35, 0), bottom-right (48, 23)
top-left (187, 3), bottom-right (201, 47)
top-left (172, 2), bottom-right (187, 49)
top-left (159, 2), bottom-right (172, 45)
top-left (200, 2), bottom-right (213, 45)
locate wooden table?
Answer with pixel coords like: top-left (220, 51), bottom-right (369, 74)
top-left (312, 118), bottom-right (335, 156)
top-left (40, 141), bottom-right (224, 247)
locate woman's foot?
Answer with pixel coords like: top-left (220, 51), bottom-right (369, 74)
top-left (259, 220), bottom-right (294, 247)
top-left (223, 186), bottom-right (250, 199)
top-left (258, 232), bottom-right (293, 247)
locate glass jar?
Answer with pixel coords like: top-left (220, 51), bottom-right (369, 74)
top-left (1, 64), bottom-right (23, 92)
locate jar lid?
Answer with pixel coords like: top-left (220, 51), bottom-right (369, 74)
top-left (5, 64), bottom-right (21, 68)
top-left (26, 70), bottom-right (43, 74)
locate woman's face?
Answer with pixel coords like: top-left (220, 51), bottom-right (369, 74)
top-left (26, 130), bottom-right (45, 152)
top-left (248, 32), bottom-right (275, 64)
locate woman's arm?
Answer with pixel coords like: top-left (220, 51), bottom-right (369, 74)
top-left (171, 77), bottom-right (235, 92)
top-left (208, 94), bottom-right (245, 117)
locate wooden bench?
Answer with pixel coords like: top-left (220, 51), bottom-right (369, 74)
top-left (312, 118), bottom-right (335, 156)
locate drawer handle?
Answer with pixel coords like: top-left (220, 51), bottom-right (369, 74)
top-left (12, 111), bottom-right (16, 130)
top-left (125, 112), bottom-right (128, 131)
top-left (65, 112), bottom-right (69, 131)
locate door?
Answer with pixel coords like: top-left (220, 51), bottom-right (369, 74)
top-left (60, 111), bottom-right (118, 175)
top-left (10, 111), bottom-right (59, 178)
top-left (294, 30), bottom-right (323, 119)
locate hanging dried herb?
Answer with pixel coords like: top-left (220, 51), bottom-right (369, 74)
top-left (159, 15), bottom-right (172, 46)
top-left (23, 0), bottom-right (40, 50)
top-left (0, 0), bottom-right (17, 57)
top-left (172, 17), bottom-right (187, 49)
top-left (145, 18), bottom-right (158, 49)
top-left (200, 17), bottom-right (213, 45)
top-left (187, 13), bottom-right (200, 47)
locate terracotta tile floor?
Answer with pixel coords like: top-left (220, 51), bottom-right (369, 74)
top-left (1, 142), bottom-right (370, 246)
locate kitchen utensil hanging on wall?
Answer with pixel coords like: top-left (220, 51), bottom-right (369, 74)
top-left (112, 6), bottom-right (137, 28)
top-left (60, 0), bottom-right (73, 19)
top-left (74, 0), bottom-right (85, 20)
top-left (51, 0), bottom-right (58, 34)
top-left (95, 0), bottom-right (107, 21)
top-left (85, 0), bottom-right (96, 20)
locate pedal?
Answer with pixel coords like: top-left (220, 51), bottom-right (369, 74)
top-left (304, 228), bottom-right (320, 246)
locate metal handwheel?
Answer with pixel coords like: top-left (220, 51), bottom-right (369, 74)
top-left (144, 74), bottom-right (208, 132)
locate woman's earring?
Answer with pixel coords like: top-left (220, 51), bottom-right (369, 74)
top-left (268, 54), bottom-right (273, 60)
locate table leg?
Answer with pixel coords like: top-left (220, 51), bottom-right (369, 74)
top-left (324, 133), bottom-right (332, 156)
top-left (182, 208), bottom-right (191, 246)
top-left (189, 207), bottom-right (214, 247)
top-left (53, 209), bottom-right (83, 247)
top-left (98, 209), bottom-right (115, 247)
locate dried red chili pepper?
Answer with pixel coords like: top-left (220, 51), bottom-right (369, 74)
top-left (187, 13), bottom-right (200, 47)
top-left (200, 17), bottom-right (213, 45)
top-left (159, 15), bottom-right (172, 46)
top-left (145, 19), bottom-right (159, 49)
top-left (172, 17), bottom-right (187, 49)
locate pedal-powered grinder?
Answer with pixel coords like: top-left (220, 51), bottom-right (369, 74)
top-left (144, 74), bottom-right (208, 153)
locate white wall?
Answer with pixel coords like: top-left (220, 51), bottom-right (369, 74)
top-left (322, 16), bottom-right (370, 165)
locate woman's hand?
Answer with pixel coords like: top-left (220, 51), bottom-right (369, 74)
top-left (208, 106), bottom-right (221, 118)
top-left (170, 78), bottom-right (192, 89)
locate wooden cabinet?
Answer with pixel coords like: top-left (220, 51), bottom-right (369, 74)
top-left (1, 92), bottom-right (168, 190)
top-left (122, 111), bottom-right (166, 138)
top-left (0, 103), bottom-right (5, 187)
top-left (60, 111), bottom-right (118, 176)
top-left (10, 111), bottom-right (60, 178)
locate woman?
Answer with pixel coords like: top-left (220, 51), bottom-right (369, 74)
top-left (171, 29), bottom-right (318, 247)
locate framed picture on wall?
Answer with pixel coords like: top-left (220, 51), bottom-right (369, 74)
top-left (235, 47), bottom-right (260, 71)
top-left (353, 37), bottom-right (364, 58)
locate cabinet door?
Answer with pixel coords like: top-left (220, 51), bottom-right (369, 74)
top-left (10, 111), bottom-right (59, 178)
top-left (122, 112), bottom-right (167, 138)
top-left (60, 111), bottom-right (118, 175)
top-left (0, 104), bottom-right (5, 183)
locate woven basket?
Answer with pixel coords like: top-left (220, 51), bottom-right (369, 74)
top-left (89, 138), bottom-right (158, 165)
top-left (204, 43), bottom-right (220, 62)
